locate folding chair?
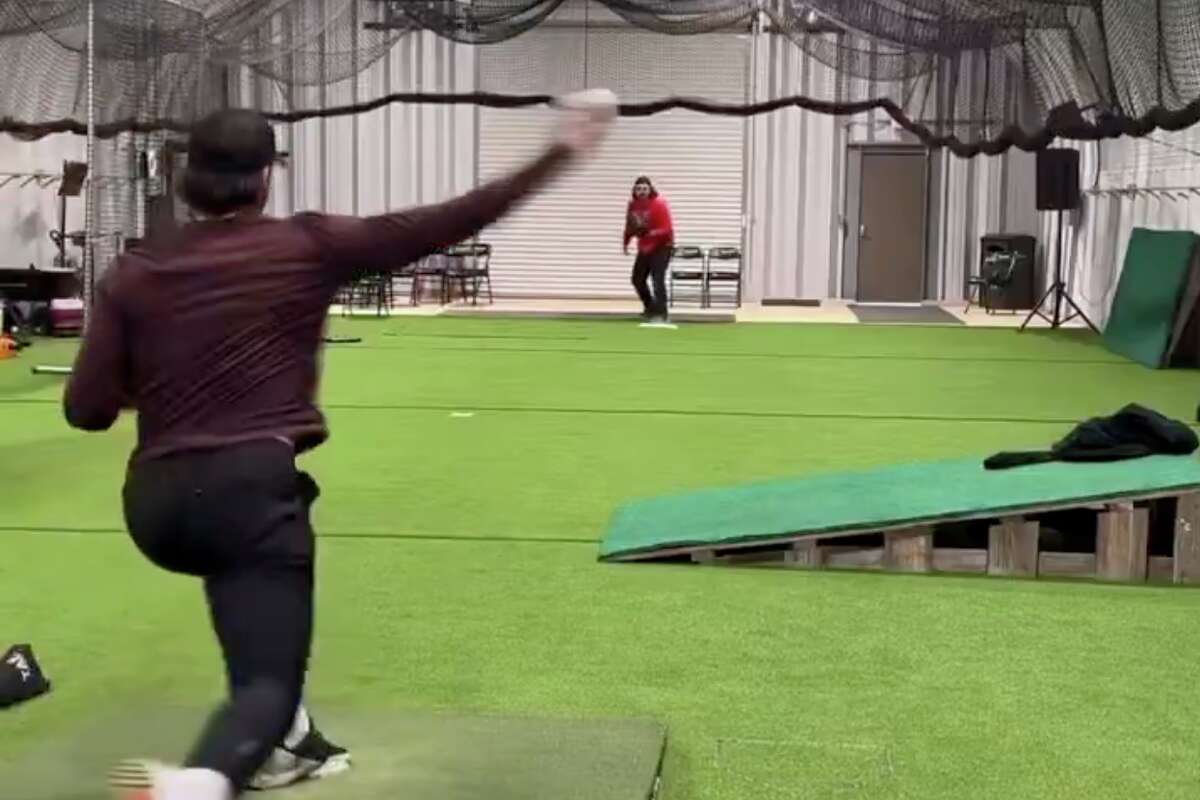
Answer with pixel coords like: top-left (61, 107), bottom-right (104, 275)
top-left (668, 245), bottom-right (706, 308)
top-left (334, 282), bottom-right (354, 316)
top-left (390, 263), bottom-right (417, 307)
top-left (705, 246), bottom-right (742, 308)
top-left (410, 250), bottom-right (447, 306)
top-left (441, 242), bottom-right (494, 305)
top-left (965, 251), bottom-right (1022, 314)
top-left (342, 273), bottom-right (393, 317)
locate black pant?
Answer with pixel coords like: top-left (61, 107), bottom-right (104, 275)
top-left (631, 247), bottom-right (672, 317)
top-left (122, 439), bottom-right (316, 793)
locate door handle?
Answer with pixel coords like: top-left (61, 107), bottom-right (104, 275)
top-left (859, 224), bottom-right (868, 239)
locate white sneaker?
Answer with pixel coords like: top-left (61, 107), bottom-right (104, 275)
top-left (245, 747), bottom-right (321, 791)
top-left (639, 318), bottom-right (678, 330)
top-left (246, 709), bottom-right (351, 791)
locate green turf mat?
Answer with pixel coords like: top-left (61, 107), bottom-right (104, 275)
top-left (601, 454), bottom-right (1200, 559)
top-left (1102, 227), bottom-right (1200, 368)
top-left (0, 708), bottom-right (665, 800)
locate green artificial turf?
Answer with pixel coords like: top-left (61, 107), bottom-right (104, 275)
top-left (3, 318), bottom-right (1200, 799)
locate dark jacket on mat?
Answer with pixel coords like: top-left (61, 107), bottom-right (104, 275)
top-left (984, 404), bottom-right (1198, 470)
top-left (0, 644), bottom-right (50, 709)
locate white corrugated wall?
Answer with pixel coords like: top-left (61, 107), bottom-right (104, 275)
top-left (475, 16), bottom-right (749, 299)
top-left (0, 134), bottom-right (87, 269)
top-left (744, 31), bottom-right (843, 301)
top-left (260, 30), bottom-right (477, 220)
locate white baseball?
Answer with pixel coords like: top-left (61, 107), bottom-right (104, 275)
top-left (557, 88), bottom-right (618, 116)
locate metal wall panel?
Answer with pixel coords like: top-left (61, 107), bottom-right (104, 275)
top-left (0, 134), bottom-right (87, 269)
top-left (265, 30), bottom-right (477, 220)
top-left (477, 27), bottom-right (748, 298)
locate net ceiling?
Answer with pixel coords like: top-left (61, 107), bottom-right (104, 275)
top-left (0, 0), bottom-right (1198, 156)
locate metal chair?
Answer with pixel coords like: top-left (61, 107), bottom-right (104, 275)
top-left (341, 273), bottom-right (393, 317)
top-left (705, 246), bottom-right (742, 308)
top-left (409, 251), bottom-right (447, 306)
top-left (441, 242), bottom-right (493, 305)
top-left (668, 245), bottom-right (706, 308)
top-left (966, 251), bottom-right (1022, 314)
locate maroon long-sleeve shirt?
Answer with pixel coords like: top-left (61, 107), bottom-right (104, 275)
top-left (64, 145), bottom-right (570, 465)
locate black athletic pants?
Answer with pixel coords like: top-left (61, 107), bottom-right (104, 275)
top-left (631, 247), bottom-right (672, 317)
top-left (122, 438), bottom-right (316, 793)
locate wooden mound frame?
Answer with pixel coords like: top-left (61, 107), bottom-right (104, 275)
top-left (609, 489), bottom-right (1200, 585)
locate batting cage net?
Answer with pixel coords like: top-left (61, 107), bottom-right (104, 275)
top-left (1, 0), bottom-right (1197, 308)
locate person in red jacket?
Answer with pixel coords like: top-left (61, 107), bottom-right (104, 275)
top-left (623, 176), bottom-right (674, 323)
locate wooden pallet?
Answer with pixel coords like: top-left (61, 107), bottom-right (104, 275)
top-left (664, 491), bottom-right (1200, 585)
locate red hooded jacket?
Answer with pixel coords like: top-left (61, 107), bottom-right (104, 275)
top-left (624, 186), bottom-right (674, 256)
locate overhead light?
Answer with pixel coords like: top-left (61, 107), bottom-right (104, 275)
top-left (805, 9), bottom-right (819, 25)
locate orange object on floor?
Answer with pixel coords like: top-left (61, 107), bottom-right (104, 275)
top-left (0, 334), bottom-right (17, 360)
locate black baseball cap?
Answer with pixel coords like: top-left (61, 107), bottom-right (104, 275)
top-left (186, 108), bottom-right (276, 175)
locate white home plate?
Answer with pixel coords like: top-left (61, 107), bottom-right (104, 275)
top-left (639, 322), bottom-right (678, 330)
top-left (450, 412), bottom-right (476, 418)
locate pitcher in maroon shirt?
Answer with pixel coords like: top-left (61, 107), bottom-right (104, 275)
top-left (66, 90), bottom-right (617, 800)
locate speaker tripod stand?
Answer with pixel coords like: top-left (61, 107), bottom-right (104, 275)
top-left (1020, 207), bottom-right (1098, 332)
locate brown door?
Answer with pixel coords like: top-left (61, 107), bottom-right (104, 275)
top-left (856, 151), bottom-right (927, 303)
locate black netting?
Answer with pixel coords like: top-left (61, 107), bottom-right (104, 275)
top-left (2, 0), bottom-right (1199, 304)
top-left (0, 0), bottom-right (1196, 156)
top-left (0, 0), bottom-right (1192, 319)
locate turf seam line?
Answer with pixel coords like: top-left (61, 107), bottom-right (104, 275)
top-left (267, 405), bottom-right (1126, 427)
top-left (0, 525), bottom-right (597, 545)
top-left (365, 344), bottom-right (1136, 366)
top-left (5, 398), bottom-right (1197, 430)
top-left (379, 333), bottom-right (591, 342)
top-left (0, 398), bottom-right (1123, 426)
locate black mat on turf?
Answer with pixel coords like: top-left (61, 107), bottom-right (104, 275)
top-left (849, 305), bottom-right (963, 325)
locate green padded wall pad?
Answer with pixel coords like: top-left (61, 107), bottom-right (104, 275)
top-left (1103, 227), bottom-right (1199, 368)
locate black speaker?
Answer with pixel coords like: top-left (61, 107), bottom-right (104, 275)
top-left (1036, 148), bottom-right (1080, 211)
top-left (980, 234), bottom-right (1037, 310)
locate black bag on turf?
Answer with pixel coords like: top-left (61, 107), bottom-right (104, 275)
top-left (985, 404), bottom-right (1198, 470)
top-left (0, 644), bottom-right (51, 708)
